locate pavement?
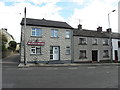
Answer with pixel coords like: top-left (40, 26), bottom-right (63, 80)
top-left (18, 62), bottom-right (120, 68)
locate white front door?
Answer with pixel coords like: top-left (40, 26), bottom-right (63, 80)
top-left (53, 47), bottom-right (59, 60)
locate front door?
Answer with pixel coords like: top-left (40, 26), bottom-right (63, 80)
top-left (53, 47), bottom-right (59, 60)
top-left (92, 50), bottom-right (98, 61)
top-left (115, 50), bottom-right (118, 60)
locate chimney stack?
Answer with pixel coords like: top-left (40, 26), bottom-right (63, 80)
top-left (97, 26), bottom-right (102, 32)
top-left (78, 24), bottom-right (82, 30)
top-left (106, 28), bottom-right (112, 33)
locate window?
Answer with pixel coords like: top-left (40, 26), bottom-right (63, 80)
top-left (65, 30), bottom-right (70, 38)
top-left (103, 39), bottom-right (109, 45)
top-left (66, 47), bottom-right (70, 55)
top-left (79, 50), bottom-right (87, 59)
top-left (31, 46), bottom-right (41, 54)
top-left (103, 50), bottom-right (109, 58)
top-left (92, 38), bottom-right (97, 45)
top-left (51, 29), bottom-right (58, 37)
top-left (50, 46), bottom-right (53, 60)
top-left (79, 38), bottom-right (87, 45)
top-left (31, 28), bottom-right (42, 37)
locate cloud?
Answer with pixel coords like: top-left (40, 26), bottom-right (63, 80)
top-left (0, 0), bottom-right (64, 42)
top-left (68, 0), bottom-right (118, 32)
top-left (0, 0), bottom-right (119, 43)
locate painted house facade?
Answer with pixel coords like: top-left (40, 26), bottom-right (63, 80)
top-left (112, 33), bottom-right (120, 62)
top-left (20, 18), bottom-right (73, 64)
top-left (73, 26), bottom-right (115, 63)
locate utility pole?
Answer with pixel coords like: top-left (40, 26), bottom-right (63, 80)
top-left (24, 7), bottom-right (27, 65)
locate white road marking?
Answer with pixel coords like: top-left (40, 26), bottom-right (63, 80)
top-left (46, 68), bottom-right (58, 70)
top-left (87, 67), bottom-right (96, 69)
top-left (18, 68), bottom-right (32, 70)
top-left (68, 67), bottom-right (78, 70)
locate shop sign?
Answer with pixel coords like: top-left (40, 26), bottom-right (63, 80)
top-left (27, 42), bottom-right (45, 46)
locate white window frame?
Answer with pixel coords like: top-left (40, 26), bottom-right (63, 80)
top-left (79, 37), bottom-right (87, 45)
top-left (103, 39), bottom-right (109, 45)
top-left (66, 46), bottom-right (70, 55)
top-left (79, 50), bottom-right (87, 59)
top-left (51, 29), bottom-right (58, 37)
top-left (103, 50), bottom-right (109, 58)
top-left (30, 46), bottom-right (41, 54)
top-left (65, 30), bottom-right (70, 38)
top-left (92, 38), bottom-right (98, 45)
top-left (31, 28), bottom-right (42, 37)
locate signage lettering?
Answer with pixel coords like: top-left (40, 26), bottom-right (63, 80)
top-left (27, 42), bottom-right (45, 46)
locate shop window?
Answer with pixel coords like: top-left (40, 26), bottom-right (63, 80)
top-left (31, 46), bottom-right (41, 54)
top-left (79, 50), bottom-right (87, 59)
top-left (65, 30), bottom-right (70, 38)
top-left (66, 46), bottom-right (70, 55)
top-left (103, 50), bottom-right (109, 58)
top-left (51, 29), bottom-right (58, 37)
top-left (31, 28), bottom-right (42, 37)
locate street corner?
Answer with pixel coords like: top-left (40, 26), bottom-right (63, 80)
top-left (18, 63), bottom-right (30, 68)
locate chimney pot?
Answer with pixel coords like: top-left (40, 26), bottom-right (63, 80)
top-left (106, 28), bottom-right (112, 33)
top-left (78, 24), bottom-right (82, 30)
top-left (97, 26), bottom-right (102, 32)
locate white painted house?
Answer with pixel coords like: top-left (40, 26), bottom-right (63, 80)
top-left (112, 33), bottom-right (120, 62)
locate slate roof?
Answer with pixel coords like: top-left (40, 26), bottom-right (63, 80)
top-left (73, 29), bottom-right (120, 39)
top-left (20, 18), bottom-right (73, 29)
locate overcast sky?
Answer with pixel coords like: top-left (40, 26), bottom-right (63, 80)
top-left (0, 0), bottom-right (119, 43)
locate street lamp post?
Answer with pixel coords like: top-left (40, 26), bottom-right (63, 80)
top-left (108, 10), bottom-right (116, 62)
top-left (108, 10), bottom-right (116, 29)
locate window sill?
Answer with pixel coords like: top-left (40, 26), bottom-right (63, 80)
top-left (51, 37), bottom-right (59, 38)
top-left (65, 38), bottom-right (70, 39)
top-left (78, 43), bottom-right (87, 45)
top-left (31, 36), bottom-right (42, 38)
top-left (30, 54), bottom-right (43, 55)
top-left (92, 44), bottom-right (98, 45)
top-left (66, 53), bottom-right (70, 55)
top-left (103, 44), bottom-right (109, 46)
top-left (79, 57), bottom-right (87, 59)
top-left (103, 56), bottom-right (109, 58)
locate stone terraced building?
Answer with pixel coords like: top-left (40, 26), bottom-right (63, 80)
top-left (20, 18), bottom-right (120, 64)
top-left (20, 18), bottom-right (73, 64)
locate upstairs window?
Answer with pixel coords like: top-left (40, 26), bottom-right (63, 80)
top-left (92, 38), bottom-right (98, 45)
top-left (65, 30), bottom-right (70, 38)
top-left (51, 29), bottom-right (58, 37)
top-left (31, 28), bottom-right (42, 37)
top-left (79, 38), bottom-right (87, 45)
top-left (103, 39), bottom-right (109, 45)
